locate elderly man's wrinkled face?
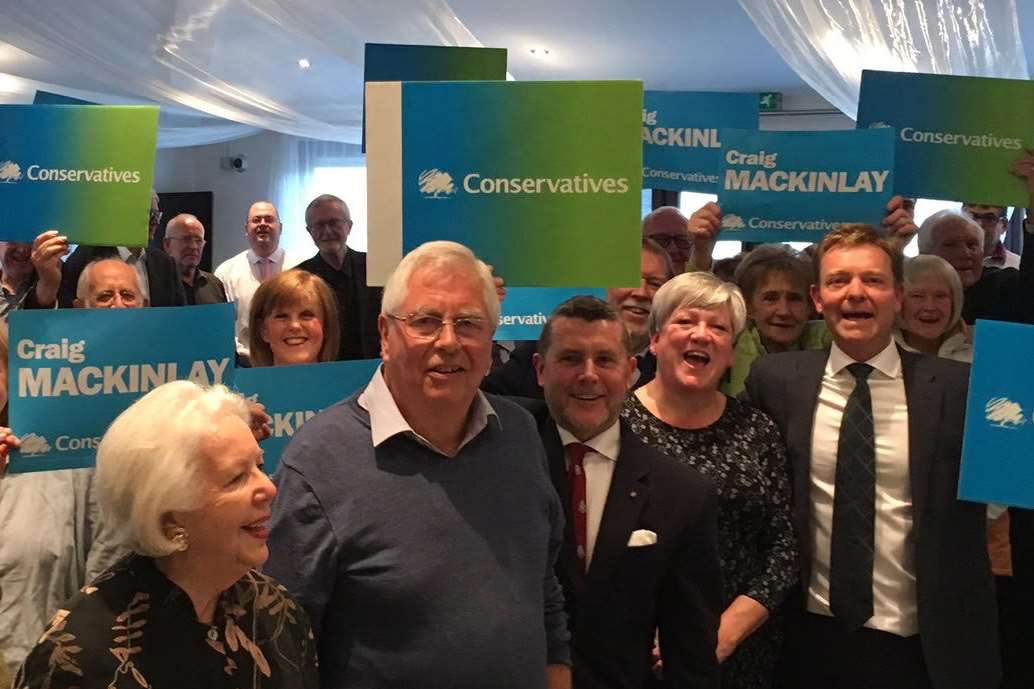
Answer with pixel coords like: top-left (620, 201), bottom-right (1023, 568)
top-left (379, 265), bottom-right (493, 413)
top-left (163, 219), bottom-right (206, 273)
top-left (77, 260), bottom-right (145, 308)
top-left (245, 202), bottom-right (282, 258)
top-left (0, 241), bottom-right (33, 279)
top-left (643, 210), bottom-right (691, 274)
top-left (606, 250), bottom-right (669, 350)
top-left (962, 204), bottom-right (1007, 256)
top-left (306, 201), bottom-right (352, 257)
top-left (929, 222), bottom-right (984, 288)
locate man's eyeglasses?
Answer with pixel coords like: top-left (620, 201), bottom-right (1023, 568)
top-left (307, 218), bottom-right (351, 231)
top-left (387, 313), bottom-right (489, 341)
top-left (649, 233), bottom-right (691, 250)
top-left (167, 236), bottom-right (205, 247)
top-left (968, 212), bottom-right (1005, 225)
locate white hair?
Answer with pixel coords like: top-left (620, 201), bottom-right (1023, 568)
top-left (902, 254), bottom-right (965, 332)
top-left (917, 210), bottom-right (982, 254)
top-left (648, 271), bottom-right (748, 337)
top-left (95, 381), bottom-right (251, 557)
top-left (76, 258), bottom-right (141, 304)
top-left (381, 240), bottom-right (501, 325)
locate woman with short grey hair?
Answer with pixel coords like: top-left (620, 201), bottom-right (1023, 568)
top-left (622, 271), bottom-right (798, 689)
top-left (15, 381), bottom-right (318, 689)
top-left (895, 254), bottom-right (972, 362)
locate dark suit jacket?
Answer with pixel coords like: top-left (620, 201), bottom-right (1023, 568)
top-left (744, 347), bottom-right (999, 689)
top-left (295, 250), bottom-right (382, 360)
top-left (521, 400), bottom-right (722, 689)
top-left (58, 245), bottom-right (187, 307)
top-left (483, 341), bottom-right (657, 399)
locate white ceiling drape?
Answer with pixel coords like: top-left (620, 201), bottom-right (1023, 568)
top-left (737, 0), bottom-right (1029, 120)
top-left (0, 0), bottom-right (484, 146)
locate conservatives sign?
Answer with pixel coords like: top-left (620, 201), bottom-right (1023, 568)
top-left (7, 304), bottom-right (235, 473)
top-left (716, 128), bottom-right (895, 242)
top-left (366, 80), bottom-right (642, 288)
top-left (642, 90), bottom-right (759, 193)
top-left (857, 70), bottom-right (1034, 206)
top-left (0, 105), bottom-right (159, 245)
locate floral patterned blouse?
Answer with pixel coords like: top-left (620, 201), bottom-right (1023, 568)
top-left (15, 554), bottom-right (318, 689)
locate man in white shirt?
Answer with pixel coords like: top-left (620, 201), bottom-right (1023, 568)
top-left (525, 295), bottom-right (722, 689)
top-left (214, 201), bottom-right (291, 361)
top-left (745, 224), bottom-right (998, 689)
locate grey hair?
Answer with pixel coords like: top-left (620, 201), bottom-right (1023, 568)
top-left (917, 210), bottom-right (982, 254)
top-left (76, 258), bottom-right (141, 304)
top-left (902, 254), bottom-right (964, 332)
top-left (647, 271), bottom-right (748, 337)
top-left (381, 241), bottom-right (501, 326)
top-left (95, 381), bottom-right (251, 557)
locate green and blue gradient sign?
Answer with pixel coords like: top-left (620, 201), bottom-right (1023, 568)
top-left (960, 320), bottom-right (1034, 508)
top-left (234, 359), bottom-right (380, 474)
top-left (362, 43), bottom-right (507, 151)
top-left (0, 105), bottom-right (158, 245)
top-left (642, 90), bottom-right (759, 193)
top-left (857, 70), bottom-right (1034, 206)
top-left (366, 80), bottom-right (643, 287)
top-left (7, 304), bottom-right (235, 474)
top-left (496, 288), bottom-right (607, 341)
top-left (717, 128), bottom-right (895, 242)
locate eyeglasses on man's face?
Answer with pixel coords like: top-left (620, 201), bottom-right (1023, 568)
top-left (649, 233), bottom-right (692, 250)
top-left (307, 218), bottom-right (351, 232)
top-left (387, 312), bottom-right (489, 341)
top-left (167, 236), bottom-right (205, 247)
top-left (967, 212), bottom-right (1005, 226)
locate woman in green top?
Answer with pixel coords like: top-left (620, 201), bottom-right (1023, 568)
top-left (723, 245), bottom-right (829, 396)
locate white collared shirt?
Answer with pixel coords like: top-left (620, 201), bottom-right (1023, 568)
top-left (556, 421), bottom-right (620, 567)
top-left (214, 247), bottom-right (290, 357)
top-left (357, 365), bottom-right (498, 457)
top-left (116, 246), bottom-right (150, 301)
top-left (808, 340), bottom-right (917, 636)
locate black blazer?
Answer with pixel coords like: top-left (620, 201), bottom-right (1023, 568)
top-left (744, 347), bottom-right (999, 689)
top-left (521, 400), bottom-right (722, 689)
top-left (484, 341), bottom-right (657, 399)
top-left (59, 245), bottom-right (187, 308)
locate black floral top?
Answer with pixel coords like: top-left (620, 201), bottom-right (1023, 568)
top-left (622, 394), bottom-right (798, 689)
top-left (15, 554), bottom-right (318, 689)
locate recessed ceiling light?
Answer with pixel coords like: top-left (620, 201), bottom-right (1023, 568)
top-left (298, 58), bottom-right (311, 69)
top-left (529, 47), bottom-right (551, 58)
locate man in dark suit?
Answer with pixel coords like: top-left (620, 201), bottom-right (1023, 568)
top-left (526, 295), bottom-right (722, 689)
top-left (58, 191), bottom-right (186, 308)
top-left (294, 194), bottom-right (382, 360)
top-left (483, 238), bottom-right (672, 398)
top-left (745, 224), bottom-right (998, 689)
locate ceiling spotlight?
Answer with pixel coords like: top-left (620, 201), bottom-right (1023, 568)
top-left (298, 58), bottom-right (311, 69)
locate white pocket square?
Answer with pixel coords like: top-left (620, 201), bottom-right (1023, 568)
top-left (627, 529), bottom-right (657, 547)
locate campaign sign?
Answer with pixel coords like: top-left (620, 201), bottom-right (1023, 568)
top-left (362, 43), bottom-right (508, 151)
top-left (496, 288), bottom-right (607, 340)
top-left (959, 320), bottom-right (1034, 508)
top-left (7, 304), bottom-right (235, 473)
top-left (0, 105), bottom-right (158, 245)
top-left (642, 90), bottom-right (759, 193)
top-left (366, 80), bottom-right (643, 288)
top-left (234, 359), bottom-right (381, 474)
top-left (857, 70), bottom-right (1034, 206)
top-left (716, 128), bottom-right (895, 242)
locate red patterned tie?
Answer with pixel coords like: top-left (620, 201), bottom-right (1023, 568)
top-left (566, 442), bottom-right (590, 573)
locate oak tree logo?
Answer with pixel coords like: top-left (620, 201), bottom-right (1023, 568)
top-left (0, 160), bottom-right (22, 183)
top-left (985, 397), bottom-right (1026, 429)
top-left (418, 169), bottom-right (456, 198)
top-left (721, 214), bottom-right (745, 229)
top-left (19, 433), bottom-right (51, 456)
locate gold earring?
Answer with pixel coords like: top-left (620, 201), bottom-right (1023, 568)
top-left (168, 526), bottom-right (189, 552)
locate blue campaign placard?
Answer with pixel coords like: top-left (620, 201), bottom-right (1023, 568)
top-left (959, 320), bottom-right (1034, 508)
top-left (716, 128), bottom-right (895, 242)
top-left (496, 288), bottom-right (608, 341)
top-left (642, 91), bottom-right (759, 193)
top-left (8, 304), bottom-right (235, 473)
top-left (234, 359), bottom-right (381, 474)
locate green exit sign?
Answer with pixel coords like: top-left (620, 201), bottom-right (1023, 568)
top-left (759, 92), bottom-right (782, 111)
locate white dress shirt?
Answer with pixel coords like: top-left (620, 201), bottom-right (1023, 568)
top-left (807, 340), bottom-right (918, 636)
top-left (116, 246), bottom-right (150, 301)
top-left (214, 247), bottom-right (290, 357)
top-left (556, 421), bottom-right (621, 567)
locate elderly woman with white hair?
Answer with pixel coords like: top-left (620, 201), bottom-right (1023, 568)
top-left (894, 254), bottom-right (972, 362)
top-left (14, 381), bottom-right (318, 689)
top-left (621, 271), bottom-right (797, 689)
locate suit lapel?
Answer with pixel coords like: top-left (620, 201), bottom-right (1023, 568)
top-left (900, 349), bottom-right (938, 537)
top-left (586, 422), bottom-right (650, 586)
top-left (541, 419), bottom-right (585, 589)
